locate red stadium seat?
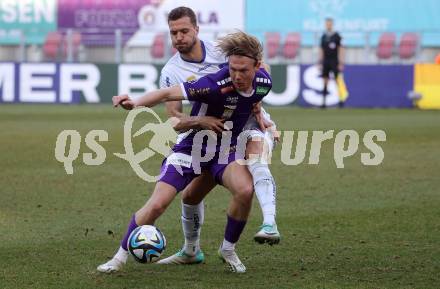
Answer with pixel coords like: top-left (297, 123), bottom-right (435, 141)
top-left (151, 33), bottom-right (166, 59)
top-left (399, 33), bottom-right (419, 59)
top-left (282, 32), bottom-right (301, 59)
top-left (376, 32), bottom-right (396, 59)
top-left (45, 31), bottom-right (62, 44)
top-left (43, 32), bottom-right (63, 60)
top-left (43, 43), bottom-right (59, 59)
top-left (265, 32), bottom-right (281, 59)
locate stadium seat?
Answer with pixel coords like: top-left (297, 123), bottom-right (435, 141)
top-left (282, 32), bottom-right (301, 59)
top-left (265, 32), bottom-right (281, 59)
top-left (42, 44), bottom-right (59, 60)
top-left (43, 31), bottom-right (62, 60)
top-left (376, 32), bottom-right (396, 59)
top-left (399, 33), bottom-right (419, 59)
top-left (151, 33), bottom-right (166, 59)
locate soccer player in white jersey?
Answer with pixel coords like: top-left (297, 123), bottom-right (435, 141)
top-left (157, 7), bottom-right (280, 265)
top-left (96, 7), bottom-right (280, 273)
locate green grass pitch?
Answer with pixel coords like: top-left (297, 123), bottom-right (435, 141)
top-left (0, 105), bottom-right (439, 289)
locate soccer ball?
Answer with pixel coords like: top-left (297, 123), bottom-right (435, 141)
top-left (127, 225), bottom-right (166, 263)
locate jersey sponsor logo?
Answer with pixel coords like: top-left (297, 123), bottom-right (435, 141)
top-left (197, 64), bottom-right (213, 72)
top-left (226, 95), bottom-right (238, 104)
top-left (222, 105), bottom-right (237, 119)
top-left (256, 86), bottom-right (270, 95)
top-left (166, 153), bottom-right (192, 168)
top-left (188, 87), bottom-right (210, 97)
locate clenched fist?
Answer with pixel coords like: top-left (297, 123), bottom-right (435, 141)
top-left (112, 94), bottom-right (136, 110)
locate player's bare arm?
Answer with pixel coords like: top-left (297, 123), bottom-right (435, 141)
top-left (112, 85), bottom-right (184, 110)
top-left (165, 101), bottom-right (225, 133)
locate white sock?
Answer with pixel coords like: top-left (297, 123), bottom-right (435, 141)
top-left (114, 246), bottom-right (128, 263)
top-left (248, 161), bottom-right (276, 225)
top-left (181, 201), bottom-right (204, 256)
top-left (221, 239), bottom-right (236, 251)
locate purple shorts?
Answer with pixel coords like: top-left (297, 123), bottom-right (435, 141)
top-left (159, 146), bottom-right (243, 192)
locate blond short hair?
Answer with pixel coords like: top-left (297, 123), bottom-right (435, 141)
top-left (217, 31), bottom-right (263, 63)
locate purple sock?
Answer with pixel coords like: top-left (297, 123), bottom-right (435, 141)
top-left (120, 215), bottom-right (138, 251)
top-left (224, 215), bottom-right (247, 244)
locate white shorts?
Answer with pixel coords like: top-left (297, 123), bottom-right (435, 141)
top-left (242, 107), bottom-right (276, 152)
top-left (243, 129), bottom-right (275, 152)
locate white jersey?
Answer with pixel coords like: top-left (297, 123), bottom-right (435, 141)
top-left (159, 40), bottom-right (275, 132)
top-left (159, 41), bottom-right (226, 89)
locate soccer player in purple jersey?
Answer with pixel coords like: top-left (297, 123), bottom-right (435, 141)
top-left (97, 31), bottom-right (271, 273)
top-left (159, 7), bottom-right (280, 267)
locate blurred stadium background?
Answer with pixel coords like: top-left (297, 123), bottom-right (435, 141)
top-left (1, 1), bottom-right (440, 289)
top-left (0, 0), bottom-right (440, 108)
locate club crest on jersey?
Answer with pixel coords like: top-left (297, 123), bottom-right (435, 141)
top-left (186, 75), bottom-right (197, 83)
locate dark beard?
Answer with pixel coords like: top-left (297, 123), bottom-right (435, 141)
top-left (176, 39), bottom-right (197, 54)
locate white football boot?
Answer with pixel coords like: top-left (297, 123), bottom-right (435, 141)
top-left (157, 249), bottom-right (205, 265)
top-left (218, 247), bottom-right (246, 273)
top-left (254, 223), bottom-right (281, 245)
top-left (97, 257), bottom-right (125, 273)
